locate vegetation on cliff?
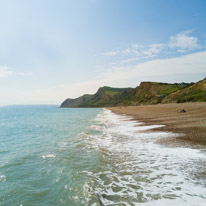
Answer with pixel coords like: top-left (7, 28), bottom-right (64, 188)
top-left (162, 78), bottom-right (206, 103)
top-left (61, 87), bottom-right (133, 107)
top-left (60, 78), bottom-right (206, 107)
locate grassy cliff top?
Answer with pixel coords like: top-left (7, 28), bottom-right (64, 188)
top-left (61, 78), bottom-right (206, 107)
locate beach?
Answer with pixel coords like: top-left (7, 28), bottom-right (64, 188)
top-left (108, 102), bottom-right (206, 147)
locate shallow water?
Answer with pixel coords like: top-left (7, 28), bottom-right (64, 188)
top-left (0, 106), bottom-right (205, 205)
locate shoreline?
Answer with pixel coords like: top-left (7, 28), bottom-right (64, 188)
top-left (107, 102), bottom-right (206, 147)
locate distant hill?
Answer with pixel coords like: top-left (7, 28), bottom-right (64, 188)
top-left (61, 94), bottom-right (93, 107)
top-left (61, 87), bottom-right (133, 107)
top-left (60, 78), bottom-right (205, 107)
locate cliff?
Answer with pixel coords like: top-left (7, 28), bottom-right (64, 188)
top-left (60, 78), bottom-right (205, 107)
top-left (60, 87), bottom-right (133, 107)
top-left (129, 82), bottom-right (189, 105)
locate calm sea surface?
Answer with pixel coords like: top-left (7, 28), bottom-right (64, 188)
top-left (0, 106), bottom-right (206, 206)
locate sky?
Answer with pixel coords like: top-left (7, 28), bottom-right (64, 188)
top-left (0, 0), bottom-right (206, 105)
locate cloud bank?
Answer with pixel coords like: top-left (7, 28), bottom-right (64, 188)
top-left (169, 30), bottom-right (200, 52)
top-left (102, 30), bottom-right (203, 65)
top-left (1, 51), bottom-right (205, 105)
top-left (0, 66), bottom-right (14, 78)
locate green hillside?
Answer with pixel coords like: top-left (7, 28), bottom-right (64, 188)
top-left (60, 78), bottom-right (205, 107)
top-left (61, 87), bottom-right (133, 107)
top-left (61, 94), bottom-right (92, 108)
top-left (162, 78), bottom-right (206, 103)
top-left (128, 82), bottom-right (189, 105)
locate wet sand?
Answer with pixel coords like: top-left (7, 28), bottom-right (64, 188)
top-left (108, 102), bottom-right (206, 147)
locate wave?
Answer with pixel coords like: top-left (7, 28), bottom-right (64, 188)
top-left (82, 109), bottom-right (206, 205)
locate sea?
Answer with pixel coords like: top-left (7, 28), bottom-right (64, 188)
top-left (0, 105), bottom-right (206, 206)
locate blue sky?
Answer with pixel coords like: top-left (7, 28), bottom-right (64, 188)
top-left (0, 0), bottom-right (206, 105)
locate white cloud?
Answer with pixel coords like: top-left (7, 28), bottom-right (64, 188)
top-left (122, 44), bottom-right (144, 56)
top-left (16, 72), bottom-right (33, 76)
top-left (100, 51), bottom-right (206, 86)
top-left (0, 66), bottom-right (32, 79)
top-left (103, 30), bottom-right (203, 66)
top-left (0, 66), bottom-right (14, 78)
top-left (139, 44), bottom-right (164, 57)
top-left (117, 57), bottom-right (145, 64)
top-left (51, 51), bottom-right (206, 104)
top-left (148, 44), bottom-right (165, 54)
top-left (122, 48), bottom-right (131, 55)
top-left (1, 51), bottom-right (205, 105)
top-left (169, 30), bottom-right (200, 51)
top-left (115, 44), bottom-right (166, 64)
top-left (122, 43), bottom-right (165, 64)
top-left (102, 51), bottom-right (117, 56)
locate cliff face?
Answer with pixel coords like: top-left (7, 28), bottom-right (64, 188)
top-left (60, 78), bottom-right (205, 107)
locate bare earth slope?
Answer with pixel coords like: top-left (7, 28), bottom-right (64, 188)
top-left (109, 102), bottom-right (206, 146)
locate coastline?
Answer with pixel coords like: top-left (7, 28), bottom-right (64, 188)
top-left (107, 102), bottom-right (206, 147)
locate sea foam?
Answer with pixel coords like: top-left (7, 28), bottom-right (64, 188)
top-left (83, 109), bottom-right (206, 205)
top-left (42, 154), bottom-right (56, 159)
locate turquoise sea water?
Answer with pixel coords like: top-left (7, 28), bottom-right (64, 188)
top-left (0, 106), bottom-right (101, 206)
top-left (0, 106), bottom-right (206, 206)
